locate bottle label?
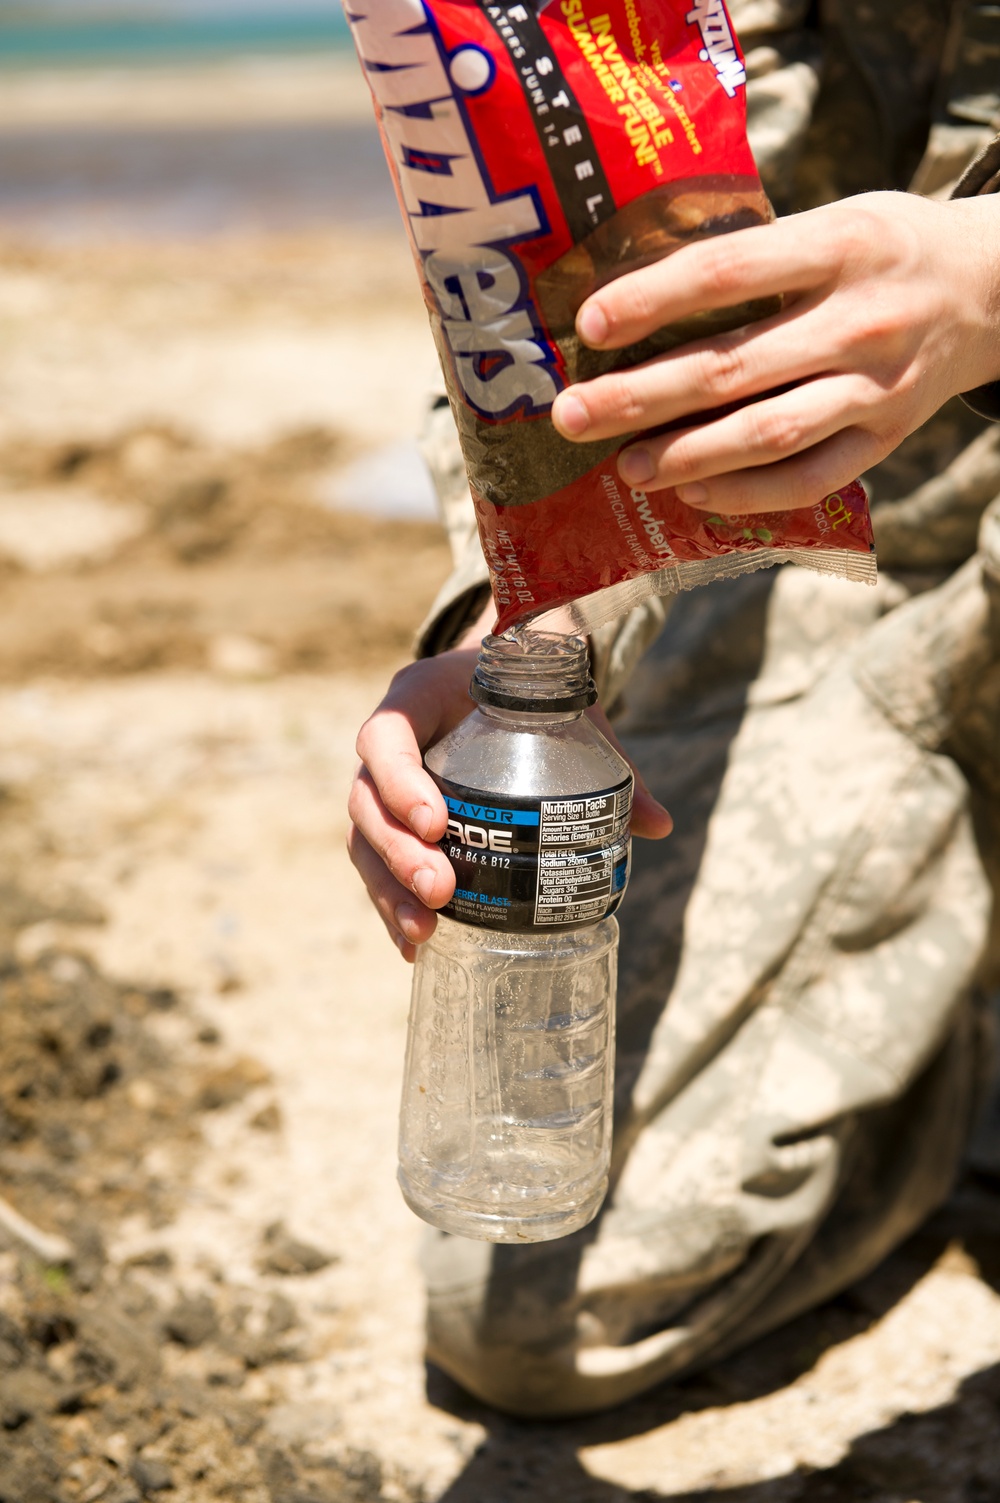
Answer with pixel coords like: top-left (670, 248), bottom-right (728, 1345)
top-left (430, 773), bottom-right (633, 932)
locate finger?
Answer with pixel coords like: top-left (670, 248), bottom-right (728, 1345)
top-left (587, 707), bottom-right (673, 840)
top-left (387, 926), bottom-right (419, 965)
top-left (616, 374), bottom-right (877, 493)
top-left (348, 823), bottom-right (441, 947)
top-left (348, 767), bottom-right (456, 909)
top-left (552, 297), bottom-right (826, 443)
top-left (631, 776), bottom-right (674, 840)
top-left (575, 209), bottom-right (847, 351)
top-left (670, 426), bottom-right (884, 516)
top-left (356, 651), bottom-right (479, 840)
top-left (356, 707), bottom-right (449, 842)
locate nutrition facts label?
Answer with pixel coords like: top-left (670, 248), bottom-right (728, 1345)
top-left (433, 773), bottom-right (633, 932)
top-left (535, 785), bottom-right (632, 926)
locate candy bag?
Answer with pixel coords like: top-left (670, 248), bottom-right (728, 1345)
top-left (346, 0), bottom-right (876, 634)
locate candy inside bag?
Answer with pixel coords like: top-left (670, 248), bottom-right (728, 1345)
top-left (346, 0), bottom-right (876, 635)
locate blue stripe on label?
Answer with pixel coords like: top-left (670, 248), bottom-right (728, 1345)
top-left (445, 797), bottom-right (539, 826)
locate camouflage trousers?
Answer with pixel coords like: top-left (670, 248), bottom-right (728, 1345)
top-left (421, 500), bottom-right (1000, 1418)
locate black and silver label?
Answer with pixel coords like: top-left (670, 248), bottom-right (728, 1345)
top-left (432, 773), bottom-right (633, 931)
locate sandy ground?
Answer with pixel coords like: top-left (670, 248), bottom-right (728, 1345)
top-left (1, 69), bottom-right (999, 1502)
top-left (0, 56), bottom-right (373, 130)
top-left (0, 233), bottom-right (437, 451)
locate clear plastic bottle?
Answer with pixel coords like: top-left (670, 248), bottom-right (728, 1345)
top-left (398, 631), bottom-right (633, 1244)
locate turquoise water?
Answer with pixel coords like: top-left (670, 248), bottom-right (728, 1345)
top-left (0, 5), bottom-right (387, 242)
top-left (0, 12), bottom-right (352, 66)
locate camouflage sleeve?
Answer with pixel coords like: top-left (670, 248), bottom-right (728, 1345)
top-left (954, 134), bottom-right (1000, 421)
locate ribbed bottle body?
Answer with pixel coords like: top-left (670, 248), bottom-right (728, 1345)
top-left (398, 633), bottom-right (631, 1243)
top-left (398, 916), bottom-right (618, 1242)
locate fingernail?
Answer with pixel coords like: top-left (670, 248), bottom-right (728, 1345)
top-left (619, 447), bottom-right (655, 486)
top-left (578, 303), bottom-right (608, 345)
top-left (395, 902), bottom-right (422, 940)
top-left (409, 803), bottom-right (433, 840)
top-left (676, 482), bottom-right (709, 507)
top-left (553, 392), bottom-right (590, 438)
top-left (412, 868), bottom-right (436, 904)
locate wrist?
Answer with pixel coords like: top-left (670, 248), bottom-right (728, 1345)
top-left (952, 195), bottom-right (1000, 392)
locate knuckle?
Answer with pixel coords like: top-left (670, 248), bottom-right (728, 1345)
top-left (873, 412), bottom-right (909, 453)
top-left (379, 829), bottom-right (411, 884)
top-left (699, 241), bottom-right (748, 302)
top-left (746, 403), bottom-right (804, 456)
top-left (699, 338), bottom-right (746, 393)
top-left (854, 303), bottom-right (907, 349)
top-left (387, 662), bottom-right (415, 693)
top-left (355, 716), bottom-right (376, 765)
top-left (612, 274), bottom-right (653, 332)
top-left (663, 438), bottom-right (700, 480)
top-left (613, 377), bottom-right (647, 428)
top-left (369, 868), bottom-right (399, 918)
top-left (599, 373), bottom-right (646, 429)
top-left (835, 208), bottom-right (880, 264)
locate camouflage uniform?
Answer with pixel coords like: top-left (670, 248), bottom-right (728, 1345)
top-left (413, 0), bottom-right (1000, 1417)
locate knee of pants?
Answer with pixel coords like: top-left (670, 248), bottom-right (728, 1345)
top-left (422, 1231), bottom-right (589, 1418)
top-left (422, 1231), bottom-right (685, 1419)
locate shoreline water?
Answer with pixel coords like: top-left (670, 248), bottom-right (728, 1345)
top-left (0, 54), bottom-right (391, 241)
top-left (0, 14), bottom-right (352, 68)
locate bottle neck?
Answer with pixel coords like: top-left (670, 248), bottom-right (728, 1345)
top-left (478, 703), bottom-right (583, 729)
top-left (470, 630), bottom-right (597, 716)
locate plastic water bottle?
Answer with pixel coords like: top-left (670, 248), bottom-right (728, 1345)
top-left (398, 631), bottom-right (633, 1244)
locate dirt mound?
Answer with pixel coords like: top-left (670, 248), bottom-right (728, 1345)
top-left (0, 886), bottom-right (423, 1503)
top-left (0, 425), bottom-right (450, 680)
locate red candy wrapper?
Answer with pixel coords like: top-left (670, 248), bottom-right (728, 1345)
top-left (346, 0), bottom-right (876, 635)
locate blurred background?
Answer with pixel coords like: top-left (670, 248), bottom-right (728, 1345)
top-left (0, 7), bottom-right (479, 1501)
top-left (0, 0), bottom-right (448, 681)
top-left (4, 11), bottom-right (996, 1503)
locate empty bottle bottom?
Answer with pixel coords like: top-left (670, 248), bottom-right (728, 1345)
top-left (397, 1165), bottom-right (608, 1243)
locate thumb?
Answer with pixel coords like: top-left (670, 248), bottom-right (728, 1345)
top-left (631, 768), bottom-right (674, 840)
top-left (586, 705), bottom-right (673, 841)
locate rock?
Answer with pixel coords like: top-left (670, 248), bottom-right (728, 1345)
top-left (126, 1079), bottom-right (158, 1112)
top-left (218, 1400), bottom-right (264, 1447)
top-left (265, 1294), bottom-right (298, 1339)
top-left (104, 1481), bottom-right (142, 1503)
top-left (0, 1311), bottom-right (29, 1372)
top-left (124, 1248), bottom-right (174, 1274)
top-left (196, 1057), bottom-right (270, 1112)
top-left (208, 634), bottom-right (277, 681)
top-left (257, 1222), bottom-right (336, 1278)
top-left (146, 989), bottom-right (178, 1012)
top-left (264, 1400), bottom-right (339, 1450)
top-left (250, 1100), bottom-right (283, 1133)
top-left (104, 1432), bottom-right (130, 1467)
top-left (130, 1457), bottom-right (175, 1495)
top-left (72, 1219), bottom-right (107, 1293)
top-left (0, 1368), bottom-right (63, 1426)
top-left (163, 1293), bottom-right (219, 1350)
top-left (75, 1302), bottom-right (159, 1390)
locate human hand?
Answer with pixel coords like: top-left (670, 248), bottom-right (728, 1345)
top-left (550, 191), bottom-right (1000, 516)
top-left (347, 635), bottom-right (672, 963)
